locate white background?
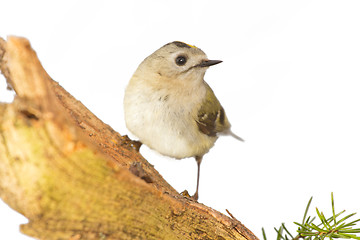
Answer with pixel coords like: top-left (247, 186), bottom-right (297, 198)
top-left (1, 1), bottom-right (360, 239)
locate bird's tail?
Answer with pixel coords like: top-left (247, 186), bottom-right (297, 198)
top-left (221, 129), bottom-right (244, 142)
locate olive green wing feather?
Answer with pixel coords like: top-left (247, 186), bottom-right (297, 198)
top-left (196, 83), bottom-right (231, 137)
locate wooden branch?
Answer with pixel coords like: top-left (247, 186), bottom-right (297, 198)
top-left (0, 36), bottom-right (259, 240)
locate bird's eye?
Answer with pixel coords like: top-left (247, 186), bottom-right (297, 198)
top-left (175, 55), bottom-right (187, 66)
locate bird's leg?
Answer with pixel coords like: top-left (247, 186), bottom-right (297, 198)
top-left (192, 155), bottom-right (203, 201)
top-left (131, 140), bottom-right (143, 152)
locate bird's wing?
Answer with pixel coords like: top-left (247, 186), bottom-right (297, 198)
top-left (195, 82), bottom-right (231, 137)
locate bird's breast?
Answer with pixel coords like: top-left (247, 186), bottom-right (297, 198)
top-left (124, 79), bottom-right (215, 158)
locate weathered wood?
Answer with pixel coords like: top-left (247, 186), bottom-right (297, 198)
top-left (0, 36), bottom-right (258, 240)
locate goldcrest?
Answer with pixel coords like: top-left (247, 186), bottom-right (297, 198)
top-left (124, 41), bottom-right (243, 200)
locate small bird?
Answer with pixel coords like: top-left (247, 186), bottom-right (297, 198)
top-left (124, 41), bottom-right (243, 200)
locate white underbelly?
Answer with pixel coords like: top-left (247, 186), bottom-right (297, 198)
top-left (124, 88), bottom-right (215, 158)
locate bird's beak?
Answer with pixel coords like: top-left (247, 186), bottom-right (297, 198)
top-left (198, 59), bottom-right (223, 67)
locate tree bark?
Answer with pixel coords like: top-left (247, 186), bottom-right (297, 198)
top-left (0, 36), bottom-right (258, 240)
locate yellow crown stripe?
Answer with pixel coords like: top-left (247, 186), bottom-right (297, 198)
top-left (185, 43), bottom-right (197, 49)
